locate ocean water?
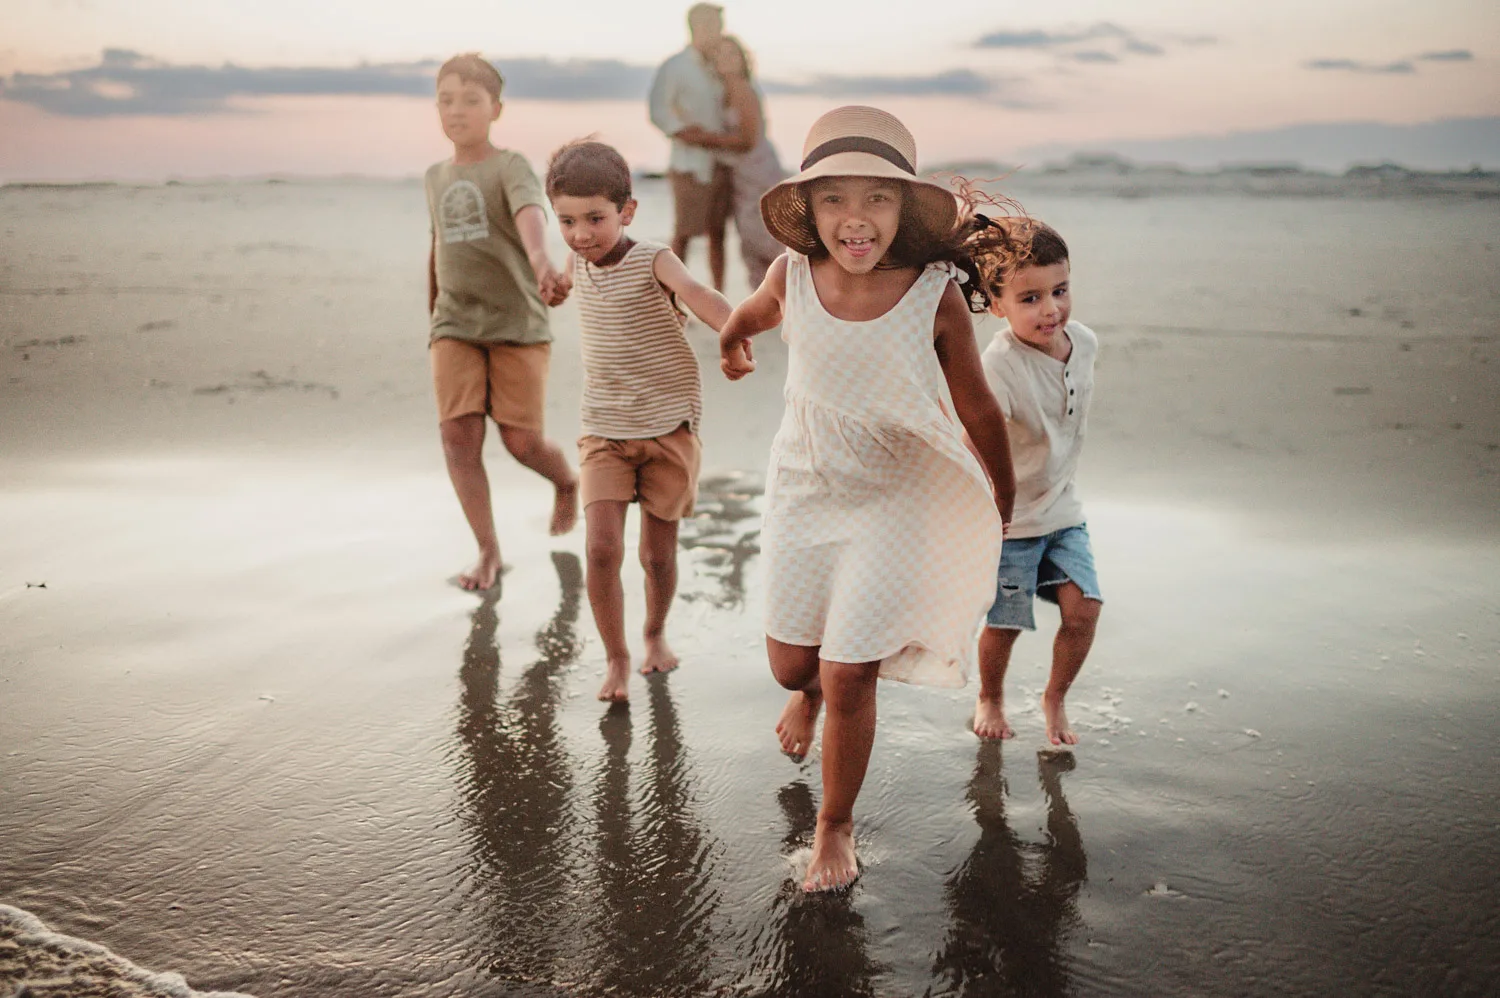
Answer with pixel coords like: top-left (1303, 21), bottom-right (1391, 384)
top-left (1, 179), bottom-right (1497, 996)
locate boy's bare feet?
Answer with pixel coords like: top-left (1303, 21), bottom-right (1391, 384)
top-left (775, 690), bottom-right (823, 760)
top-left (457, 549), bottom-right (504, 591)
top-left (598, 657), bottom-right (631, 702)
top-left (973, 695), bottom-right (1015, 740)
top-left (1042, 688), bottom-right (1079, 746)
top-left (803, 817), bottom-right (859, 892)
top-left (640, 634), bottom-right (679, 674)
top-left (550, 480), bottom-right (578, 536)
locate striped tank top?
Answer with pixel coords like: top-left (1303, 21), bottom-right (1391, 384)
top-left (574, 239), bottom-right (702, 440)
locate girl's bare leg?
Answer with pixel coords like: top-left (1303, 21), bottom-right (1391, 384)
top-left (768, 637), bottom-right (822, 759)
top-left (804, 658), bottom-right (879, 893)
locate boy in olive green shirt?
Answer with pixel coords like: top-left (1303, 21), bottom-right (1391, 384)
top-left (426, 53), bottom-right (577, 591)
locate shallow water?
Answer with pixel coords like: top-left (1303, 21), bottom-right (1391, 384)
top-left (2, 181), bottom-right (1498, 995)
top-left (2, 460), bottom-right (1497, 996)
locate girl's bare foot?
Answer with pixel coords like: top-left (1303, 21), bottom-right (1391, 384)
top-left (973, 695), bottom-right (1014, 740)
top-left (1042, 689), bottom-right (1078, 746)
top-left (550, 480), bottom-right (578, 536)
top-left (803, 817), bottom-right (859, 892)
top-left (775, 690), bottom-right (823, 760)
top-left (457, 549), bottom-right (504, 591)
top-left (598, 657), bottom-right (631, 702)
top-left (640, 634), bottom-right (679, 674)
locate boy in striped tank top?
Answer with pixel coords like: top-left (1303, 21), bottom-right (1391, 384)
top-left (546, 140), bottom-right (735, 703)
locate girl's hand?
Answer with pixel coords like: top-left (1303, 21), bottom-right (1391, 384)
top-left (721, 339), bottom-right (756, 380)
top-left (717, 255), bottom-right (785, 381)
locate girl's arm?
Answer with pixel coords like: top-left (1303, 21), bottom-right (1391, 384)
top-left (934, 282), bottom-right (1016, 524)
top-left (653, 249), bottom-right (733, 331)
top-left (719, 254), bottom-right (787, 380)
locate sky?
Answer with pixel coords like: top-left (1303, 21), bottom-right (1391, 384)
top-left (1, 0), bottom-right (1497, 180)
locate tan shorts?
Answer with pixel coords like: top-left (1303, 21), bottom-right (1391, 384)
top-left (670, 165), bottom-right (734, 241)
top-left (430, 337), bottom-right (549, 430)
top-left (578, 424), bottom-right (701, 522)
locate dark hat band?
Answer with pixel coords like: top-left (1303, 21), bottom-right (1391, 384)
top-left (800, 136), bottom-right (914, 175)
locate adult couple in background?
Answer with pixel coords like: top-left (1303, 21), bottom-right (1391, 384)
top-left (649, 2), bottom-right (786, 292)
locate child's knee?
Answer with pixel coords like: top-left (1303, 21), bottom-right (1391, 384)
top-left (1061, 597), bottom-right (1101, 634)
top-left (439, 416), bottom-right (484, 461)
top-left (820, 661), bottom-right (877, 712)
top-left (770, 663), bottom-right (805, 691)
top-left (499, 425), bottom-right (541, 462)
top-left (768, 643), bottom-right (819, 690)
top-left (981, 625), bottom-right (1021, 651)
top-left (639, 545), bottom-right (676, 578)
top-left (586, 535), bottom-right (625, 571)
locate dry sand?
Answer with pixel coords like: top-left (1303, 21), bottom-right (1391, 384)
top-left (1, 178), bottom-right (1497, 996)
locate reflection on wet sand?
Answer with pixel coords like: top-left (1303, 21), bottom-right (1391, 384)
top-left (588, 677), bottom-right (720, 996)
top-left (931, 744), bottom-right (1087, 997)
top-left (455, 550), bottom-right (721, 996)
top-left (454, 552), bottom-right (585, 991)
top-left (751, 781), bottom-right (886, 997)
top-left (678, 473), bottom-right (762, 611)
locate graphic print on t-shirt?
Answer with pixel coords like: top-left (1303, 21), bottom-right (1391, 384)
top-left (439, 180), bottom-right (489, 244)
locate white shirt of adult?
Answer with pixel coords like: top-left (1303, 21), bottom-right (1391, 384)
top-left (980, 319), bottom-right (1099, 538)
top-left (648, 46), bottom-right (726, 184)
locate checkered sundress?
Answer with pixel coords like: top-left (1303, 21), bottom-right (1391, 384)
top-left (761, 253), bottom-right (1005, 687)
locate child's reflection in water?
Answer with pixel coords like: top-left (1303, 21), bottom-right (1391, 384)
top-left (455, 552), bottom-right (583, 986)
top-left (932, 743), bottom-right (1087, 998)
top-left (588, 674), bottom-right (719, 996)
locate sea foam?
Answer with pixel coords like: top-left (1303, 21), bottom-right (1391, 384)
top-left (0, 905), bottom-right (254, 998)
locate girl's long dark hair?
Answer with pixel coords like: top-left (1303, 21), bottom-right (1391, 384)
top-left (943, 176), bottom-right (1040, 313)
top-left (798, 175), bottom-right (1062, 312)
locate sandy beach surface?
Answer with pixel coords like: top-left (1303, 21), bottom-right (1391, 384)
top-left (2, 177), bottom-right (1498, 997)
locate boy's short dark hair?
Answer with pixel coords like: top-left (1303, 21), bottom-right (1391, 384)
top-left (437, 53), bottom-right (503, 100)
top-left (545, 140), bottom-right (633, 209)
top-left (1025, 223), bottom-right (1069, 269)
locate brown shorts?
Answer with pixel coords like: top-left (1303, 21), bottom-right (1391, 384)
top-left (430, 337), bottom-right (549, 430)
top-left (670, 165), bottom-right (734, 241)
top-left (578, 424), bottom-right (701, 522)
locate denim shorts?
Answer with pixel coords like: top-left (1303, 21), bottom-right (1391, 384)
top-left (986, 524), bottom-right (1103, 630)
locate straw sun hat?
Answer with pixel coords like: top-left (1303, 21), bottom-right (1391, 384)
top-left (759, 105), bottom-right (959, 255)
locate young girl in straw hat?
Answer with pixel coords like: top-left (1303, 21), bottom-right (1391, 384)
top-left (719, 105), bottom-right (1016, 892)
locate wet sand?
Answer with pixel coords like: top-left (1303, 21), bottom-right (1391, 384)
top-left (2, 179), bottom-right (1498, 996)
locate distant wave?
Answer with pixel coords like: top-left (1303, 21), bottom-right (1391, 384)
top-left (0, 904), bottom-right (255, 998)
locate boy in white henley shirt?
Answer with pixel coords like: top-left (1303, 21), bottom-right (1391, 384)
top-left (970, 218), bottom-right (1103, 747)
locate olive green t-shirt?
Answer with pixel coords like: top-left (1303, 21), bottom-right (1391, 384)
top-left (425, 150), bottom-right (552, 345)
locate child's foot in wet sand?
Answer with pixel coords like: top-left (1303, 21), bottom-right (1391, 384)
top-left (973, 695), bottom-right (1014, 740)
top-left (550, 480), bottom-right (579, 536)
top-left (1042, 688), bottom-right (1079, 746)
top-left (640, 634), bottom-right (679, 674)
top-left (776, 690), bottom-right (823, 759)
top-left (457, 548), bottom-right (504, 591)
top-left (803, 817), bottom-right (859, 892)
top-left (598, 657), bottom-right (631, 702)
